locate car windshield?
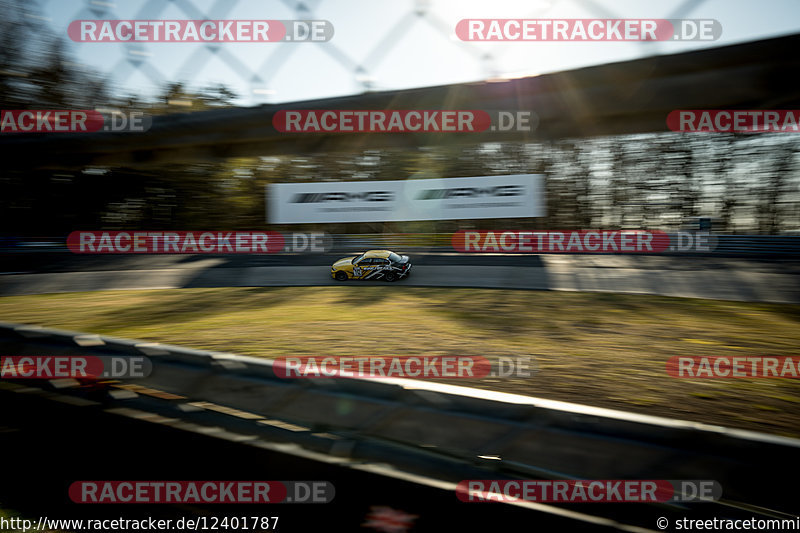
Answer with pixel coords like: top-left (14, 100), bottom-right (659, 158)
top-left (352, 254), bottom-right (366, 264)
top-left (388, 252), bottom-right (403, 263)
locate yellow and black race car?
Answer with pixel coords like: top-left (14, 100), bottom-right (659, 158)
top-left (331, 249), bottom-right (412, 282)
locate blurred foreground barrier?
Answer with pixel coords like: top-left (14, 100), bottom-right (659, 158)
top-left (0, 321), bottom-right (799, 515)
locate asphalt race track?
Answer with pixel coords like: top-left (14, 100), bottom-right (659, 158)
top-left (1, 252), bottom-right (799, 303)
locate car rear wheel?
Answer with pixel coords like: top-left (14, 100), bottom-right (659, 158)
top-left (384, 272), bottom-right (397, 282)
top-left (335, 271), bottom-right (348, 281)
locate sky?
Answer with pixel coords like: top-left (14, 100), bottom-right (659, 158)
top-left (35, 0), bottom-right (800, 106)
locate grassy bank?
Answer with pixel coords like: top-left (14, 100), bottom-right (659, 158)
top-left (1, 287), bottom-right (799, 436)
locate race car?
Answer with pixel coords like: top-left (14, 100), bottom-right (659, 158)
top-left (331, 250), bottom-right (412, 282)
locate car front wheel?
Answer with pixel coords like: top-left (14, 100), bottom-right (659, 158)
top-left (335, 271), bottom-right (348, 281)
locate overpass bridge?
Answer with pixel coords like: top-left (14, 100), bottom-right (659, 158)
top-left (2, 33), bottom-right (798, 169)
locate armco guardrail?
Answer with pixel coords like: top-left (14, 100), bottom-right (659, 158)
top-left (709, 235), bottom-right (800, 254)
top-left (3, 384), bottom-right (634, 532)
top-left (332, 234), bottom-right (800, 255)
top-left (0, 320), bottom-right (798, 517)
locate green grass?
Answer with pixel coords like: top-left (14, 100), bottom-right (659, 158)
top-left (1, 287), bottom-right (799, 437)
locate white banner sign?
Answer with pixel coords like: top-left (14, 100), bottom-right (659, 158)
top-left (267, 174), bottom-right (544, 223)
